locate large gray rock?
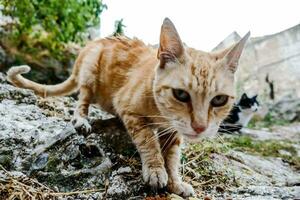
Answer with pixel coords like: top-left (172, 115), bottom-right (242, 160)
top-left (0, 73), bottom-right (143, 199)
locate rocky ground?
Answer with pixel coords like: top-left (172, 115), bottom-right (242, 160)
top-left (0, 72), bottom-right (299, 200)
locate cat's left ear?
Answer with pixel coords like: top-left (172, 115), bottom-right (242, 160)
top-left (241, 93), bottom-right (248, 100)
top-left (223, 32), bottom-right (250, 73)
top-left (157, 18), bottom-right (184, 68)
top-left (252, 95), bottom-right (258, 99)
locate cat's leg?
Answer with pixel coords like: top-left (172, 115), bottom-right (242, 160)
top-left (120, 113), bottom-right (168, 188)
top-left (160, 134), bottom-right (195, 197)
top-left (72, 86), bottom-right (92, 133)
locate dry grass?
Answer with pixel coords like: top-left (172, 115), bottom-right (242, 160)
top-left (0, 165), bottom-right (104, 200)
top-left (181, 138), bottom-right (235, 194)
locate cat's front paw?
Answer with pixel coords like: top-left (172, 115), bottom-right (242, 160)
top-left (143, 165), bottom-right (168, 189)
top-left (168, 181), bottom-right (195, 197)
top-left (71, 116), bottom-right (92, 133)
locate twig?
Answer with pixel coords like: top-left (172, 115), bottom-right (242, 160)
top-left (49, 189), bottom-right (105, 196)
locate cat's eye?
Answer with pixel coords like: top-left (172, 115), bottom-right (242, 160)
top-left (172, 89), bottom-right (190, 103)
top-left (211, 95), bottom-right (228, 107)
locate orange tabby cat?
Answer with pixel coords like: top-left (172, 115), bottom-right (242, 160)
top-left (7, 18), bottom-right (249, 197)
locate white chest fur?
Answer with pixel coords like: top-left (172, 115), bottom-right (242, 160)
top-left (237, 111), bottom-right (254, 127)
top-left (237, 103), bottom-right (259, 127)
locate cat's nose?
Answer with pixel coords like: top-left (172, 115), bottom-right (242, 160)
top-left (191, 122), bottom-right (207, 134)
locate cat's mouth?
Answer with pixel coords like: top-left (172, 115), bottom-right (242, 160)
top-left (182, 133), bottom-right (200, 139)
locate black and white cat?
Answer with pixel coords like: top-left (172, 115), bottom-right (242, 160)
top-left (219, 93), bottom-right (259, 133)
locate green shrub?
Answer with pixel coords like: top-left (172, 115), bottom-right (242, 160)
top-left (0, 0), bottom-right (106, 82)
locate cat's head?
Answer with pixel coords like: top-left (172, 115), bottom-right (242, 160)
top-left (153, 18), bottom-right (250, 141)
top-left (238, 93), bottom-right (259, 112)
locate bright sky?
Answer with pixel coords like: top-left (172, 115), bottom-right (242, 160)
top-left (101, 0), bottom-right (300, 51)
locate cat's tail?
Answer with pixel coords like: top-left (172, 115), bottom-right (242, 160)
top-left (7, 65), bottom-right (78, 97)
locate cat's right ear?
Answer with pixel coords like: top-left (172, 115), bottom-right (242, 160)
top-left (222, 32), bottom-right (250, 73)
top-left (157, 18), bottom-right (184, 68)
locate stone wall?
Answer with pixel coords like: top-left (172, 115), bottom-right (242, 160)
top-left (214, 24), bottom-right (300, 102)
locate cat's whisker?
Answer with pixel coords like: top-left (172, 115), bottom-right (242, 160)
top-left (128, 129), bottom-right (175, 159)
top-left (136, 115), bottom-right (174, 120)
top-left (156, 126), bottom-right (176, 139)
top-left (136, 121), bottom-right (172, 130)
top-left (220, 123), bottom-right (244, 128)
top-left (154, 127), bottom-right (177, 146)
top-left (171, 122), bottom-right (186, 132)
top-left (128, 126), bottom-right (174, 159)
top-left (161, 131), bottom-right (175, 153)
top-left (140, 126), bottom-right (175, 149)
top-left (161, 131), bottom-right (178, 155)
top-left (218, 128), bottom-right (236, 134)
